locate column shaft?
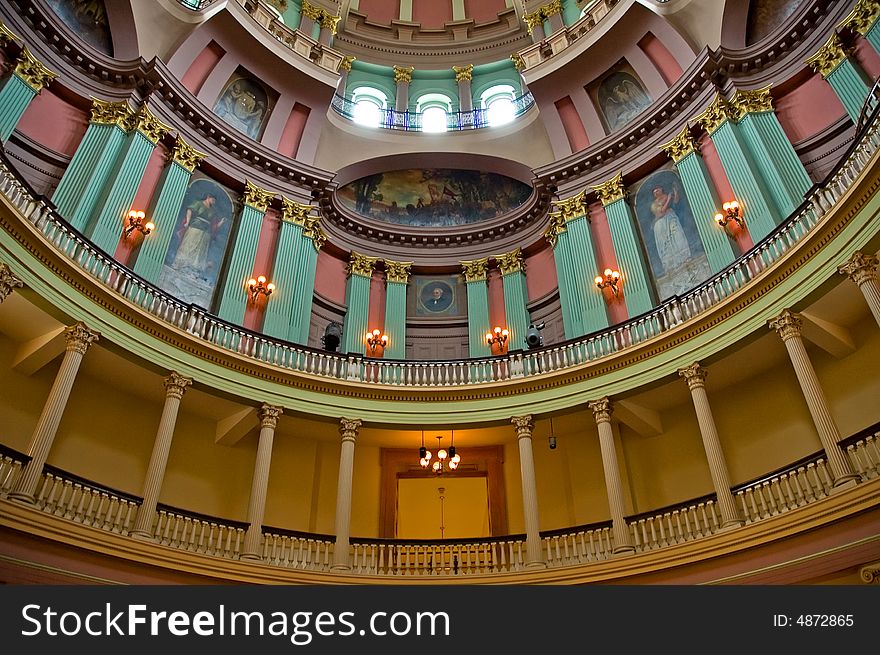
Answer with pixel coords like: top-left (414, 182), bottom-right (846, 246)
top-left (826, 60), bottom-right (871, 122)
top-left (52, 122), bottom-right (115, 220)
top-left (513, 416), bottom-right (545, 567)
top-left (0, 74), bottom-right (37, 142)
top-left (465, 279), bottom-right (491, 357)
top-left (263, 220), bottom-right (306, 339)
top-left (68, 125), bottom-right (128, 233)
top-left (332, 419), bottom-right (360, 570)
top-left (603, 198), bottom-right (654, 316)
top-left (384, 280), bottom-right (408, 359)
top-left (342, 273), bottom-right (372, 354)
top-left (217, 203), bottom-right (266, 325)
top-left (242, 405), bottom-right (282, 559)
top-left (501, 270), bottom-right (530, 351)
top-left (589, 398), bottom-right (634, 554)
top-left (550, 231), bottom-right (582, 338)
top-left (566, 215), bottom-right (608, 333)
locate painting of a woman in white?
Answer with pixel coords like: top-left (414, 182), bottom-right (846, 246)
top-left (651, 185), bottom-right (690, 274)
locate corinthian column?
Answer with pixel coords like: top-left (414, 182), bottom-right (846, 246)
top-left (838, 251), bottom-right (880, 327)
top-left (769, 310), bottom-right (859, 489)
top-left (9, 323), bottom-right (100, 503)
top-left (0, 263), bottom-right (24, 303)
top-left (332, 417), bottom-right (361, 570)
top-left (512, 415), bottom-right (546, 568)
top-left (588, 398), bottom-right (634, 554)
top-left (678, 363), bottom-right (741, 529)
top-left (130, 372), bottom-right (193, 538)
top-left (242, 404), bottom-right (283, 559)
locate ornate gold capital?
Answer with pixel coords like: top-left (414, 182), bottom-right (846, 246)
top-left (339, 417), bottom-right (361, 443)
top-left (510, 52), bottom-right (525, 71)
top-left (678, 363), bottom-right (707, 390)
top-left (164, 372), bottom-right (193, 400)
top-left (171, 137), bottom-right (206, 172)
top-left (696, 94), bottom-right (735, 135)
top-left (523, 11), bottom-right (544, 30)
top-left (453, 64), bottom-right (474, 83)
top-left (384, 261), bottom-right (412, 284)
top-left (544, 212), bottom-right (567, 248)
top-left (319, 13), bottom-right (341, 33)
top-left (348, 252), bottom-right (378, 278)
top-left (64, 322), bottom-right (100, 355)
top-left (460, 258), bottom-right (489, 282)
top-left (543, 0), bottom-right (563, 17)
top-left (259, 403), bottom-right (283, 429)
top-left (243, 181), bottom-right (274, 212)
top-left (511, 415), bottom-right (534, 439)
top-left (592, 172), bottom-right (626, 206)
top-left (805, 33), bottom-right (849, 78)
top-left (0, 21), bottom-right (19, 45)
top-left (660, 126), bottom-right (700, 163)
top-left (339, 55), bottom-right (356, 72)
top-left (13, 48), bottom-right (56, 92)
top-left (133, 106), bottom-right (170, 144)
top-left (0, 262), bottom-right (24, 303)
top-left (393, 65), bottom-right (414, 84)
top-left (496, 248), bottom-right (524, 275)
top-left (552, 190), bottom-right (589, 222)
top-left (838, 251), bottom-right (879, 286)
top-left (89, 98), bottom-right (135, 130)
top-left (305, 219), bottom-right (327, 252)
top-left (300, 0), bottom-right (322, 21)
top-left (768, 309), bottom-right (802, 341)
top-left (588, 397), bottom-right (613, 424)
top-left (281, 197), bottom-right (314, 226)
top-left (731, 85), bottom-right (774, 120)
top-left (839, 0), bottom-right (880, 36)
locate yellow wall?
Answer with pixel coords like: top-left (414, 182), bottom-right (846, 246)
top-left (0, 337), bottom-right (58, 452)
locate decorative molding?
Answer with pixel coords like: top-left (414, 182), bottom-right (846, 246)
top-left (838, 251), bottom-right (878, 286)
top-left (768, 309), bottom-right (803, 341)
top-left (13, 48), bottom-right (56, 92)
top-left (0, 21), bottom-right (19, 45)
top-left (243, 181), bottom-right (274, 213)
top-left (89, 98), bottom-right (135, 130)
top-left (859, 559), bottom-right (880, 584)
top-left (588, 397), bottom-right (613, 424)
top-left (163, 372), bottom-right (192, 400)
top-left (133, 106), bottom-right (171, 145)
top-left (696, 94), bottom-right (736, 135)
top-left (281, 197), bottom-right (314, 226)
top-left (453, 64), bottom-right (474, 83)
top-left (339, 417), bottom-right (361, 442)
top-left (392, 65), bottom-right (414, 84)
top-left (63, 322), bottom-right (100, 355)
top-left (544, 211), bottom-right (566, 248)
top-left (805, 33), bottom-right (849, 78)
top-left (839, 0), bottom-right (880, 36)
top-left (339, 55), bottom-right (356, 72)
top-left (0, 262), bottom-right (24, 303)
top-left (303, 217), bottom-right (328, 251)
top-left (678, 362), bottom-right (707, 391)
top-left (347, 252), bottom-right (378, 278)
top-left (732, 85), bottom-right (775, 120)
top-left (660, 126), bottom-right (700, 163)
top-left (511, 415), bottom-right (534, 439)
top-left (171, 137), bottom-right (207, 173)
top-left (259, 403), bottom-right (283, 429)
top-left (510, 52), bottom-right (525, 71)
top-left (384, 260), bottom-right (412, 284)
top-left (460, 258), bottom-right (489, 282)
top-left (496, 248), bottom-right (524, 275)
top-left (592, 172), bottom-right (626, 206)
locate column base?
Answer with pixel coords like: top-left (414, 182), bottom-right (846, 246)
top-left (130, 530), bottom-right (156, 541)
top-left (7, 491), bottom-right (36, 504)
top-left (718, 519), bottom-right (743, 532)
top-left (830, 475), bottom-right (860, 493)
top-left (611, 546), bottom-right (635, 557)
top-left (524, 560), bottom-right (548, 569)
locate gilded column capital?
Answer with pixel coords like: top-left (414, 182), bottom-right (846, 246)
top-left (588, 397), bottom-right (613, 424)
top-left (552, 190), bottom-right (589, 222)
top-left (384, 261), bottom-right (412, 284)
top-left (696, 94), bottom-right (736, 134)
top-left (163, 372), bottom-right (193, 400)
top-left (259, 403), bottom-right (283, 429)
top-left (660, 126), bottom-right (700, 163)
top-left (347, 252), bottom-right (378, 278)
top-left (511, 415), bottom-right (534, 440)
top-left (768, 309), bottom-right (802, 341)
top-left (243, 180), bottom-right (274, 212)
top-left (13, 48), bottom-right (57, 92)
top-left (510, 52), bottom-right (526, 71)
top-left (453, 64), bottom-right (474, 83)
top-left (805, 33), bottom-right (850, 78)
top-left (64, 322), bottom-right (100, 355)
top-left (339, 55), bottom-right (356, 72)
top-left (678, 363), bottom-right (708, 391)
top-left (281, 197), bottom-right (314, 226)
top-left (496, 248), bottom-right (525, 275)
top-left (523, 11), bottom-right (544, 30)
top-left (543, 0), bottom-right (563, 17)
top-left (319, 13), bottom-right (341, 33)
top-left (171, 137), bottom-right (207, 172)
top-left (304, 218), bottom-right (328, 252)
top-left (839, 0), bottom-right (880, 36)
top-left (460, 258), bottom-right (489, 282)
top-left (300, 0), bottom-right (322, 21)
top-left (89, 98), bottom-right (135, 130)
top-left (133, 106), bottom-right (170, 144)
top-left (0, 262), bottom-right (24, 303)
top-left (592, 172), bottom-right (626, 206)
top-left (544, 211), bottom-right (567, 248)
top-left (0, 21), bottom-right (19, 45)
top-left (339, 417), bottom-right (361, 443)
top-left (731, 85), bottom-right (774, 121)
top-left (838, 251), bottom-right (879, 286)
top-left (393, 65), bottom-right (414, 84)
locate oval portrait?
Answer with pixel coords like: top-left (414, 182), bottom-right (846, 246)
top-left (418, 279), bottom-right (455, 314)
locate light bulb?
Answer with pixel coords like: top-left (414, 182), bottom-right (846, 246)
top-left (448, 460), bottom-right (458, 470)
top-left (424, 450), bottom-right (431, 461)
top-left (257, 275), bottom-right (267, 285)
top-left (432, 461), bottom-right (441, 472)
top-left (145, 222), bottom-right (155, 233)
top-left (451, 453), bottom-right (460, 464)
top-left (266, 283), bottom-right (275, 293)
top-left (595, 275), bottom-right (604, 286)
top-left (420, 458), bottom-right (428, 468)
top-left (437, 448), bottom-right (447, 460)
top-left (247, 278), bottom-right (257, 288)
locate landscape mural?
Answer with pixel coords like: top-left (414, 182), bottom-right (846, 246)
top-left (337, 169), bottom-right (532, 227)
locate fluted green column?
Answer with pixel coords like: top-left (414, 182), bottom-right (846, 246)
top-left (866, 16), bottom-right (880, 54)
top-left (806, 33), bottom-right (871, 123)
top-left (593, 174), bottom-right (654, 317)
top-left (566, 212), bottom-right (608, 334)
top-left (546, 214), bottom-right (581, 339)
top-left (661, 128), bottom-right (737, 273)
top-left (0, 48), bottom-right (56, 142)
top-left (383, 261), bottom-right (411, 359)
top-left (462, 259), bottom-right (491, 358)
top-left (839, 2), bottom-right (880, 55)
top-left (562, 0), bottom-right (581, 25)
top-left (291, 223), bottom-right (323, 344)
top-left (697, 95), bottom-right (779, 241)
top-left (341, 253), bottom-right (377, 354)
top-left (217, 182), bottom-right (274, 325)
top-left (133, 138), bottom-right (206, 282)
top-left (733, 88), bottom-right (812, 216)
top-left (90, 107), bottom-right (170, 251)
top-left (65, 103), bottom-right (134, 233)
top-left (497, 249), bottom-right (531, 351)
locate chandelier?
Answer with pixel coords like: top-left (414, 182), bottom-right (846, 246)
top-left (419, 432), bottom-right (460, 474)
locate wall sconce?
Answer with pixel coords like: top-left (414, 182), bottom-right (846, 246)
top-left (595, 268), bottom-right (621, 297)
top-left (715, 201), bottom-right (744, 233)
top-left (486, 326), bottom-right (509, 348)
top-left (365, 328), bottom-right (388, 352)
top-left (123, 210), bottom-right (154, 239)
top-left (247, 275), bottom-right (275, 302)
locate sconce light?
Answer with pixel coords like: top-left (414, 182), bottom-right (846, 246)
top-left (485, 326), bottom-right (509, 348)
top-left (247, 275), bottom-right (275, 302)
top-left (123, 210), bottom-right (154, 239)
top-left (595, 268), bottom-right (621, 297)
top-left (365, 328), bottom-right (388, 352)
top-left (715, 201), bottom-right (744, 233)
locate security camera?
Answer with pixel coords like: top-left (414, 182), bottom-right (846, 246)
top-left (525, 322), bottom-right (545, 349)
top-left (548, 435), bottom-right (557, 450)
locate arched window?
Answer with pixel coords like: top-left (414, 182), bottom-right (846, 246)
top-left (350, 86), bottom-right (388, 128)
top-left (480, 84), bottom-right (517, 127)
top-left (416, 93), bottom-right (453, 133)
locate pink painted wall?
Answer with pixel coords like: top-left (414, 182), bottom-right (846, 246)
top-left (412, 0), bottom-right (453, 27)
top-left (16, 90), bottom-right (88, 157)
top-left (465, 0), bottom-right (507, 24)
top-left (113, 144), bottom-right (169, 267)
top-left (525, 247), bottom-right (558, 302)
top-left (698, 135), bottom-right (753, 254)
top-left (637, 32), bottom-right (683, 86)
top-left (314, 251), bottom-right (348, 305)
top-left (774, 74), bottom-right (846, 144)
top-left (243, 210), bottom-right (282, 331)
top-left (487, 268), bottom-right (507, 355)
top-left (277, 103), bottom-right (311, 159)
top-left (555, 96), bottom-right (590, 153)
top-left (180, 41), bottom-right (226, 96)
top-left (854, 35), bottom-right (880, 80)
top-left (589, 201), bottom-right (628, 324)
top-left (358, 0), bottom-right (399, 24)
top-left (366, 271), bottom-right (387, 357)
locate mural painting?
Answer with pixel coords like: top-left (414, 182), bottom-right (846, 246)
top-left (631, 166), bottom-right (712, 299)
top-left (212, 70), bottom-right (276, 141)
top-left (46, 0), bottom-right (113, 55)
top-left (587, 59), bottom-right (652, 133)
top-left (336, 169), bottom-right (532, 227)
top-left (410, 276), bottom-right (465, 318)
top-left (157, 176), bottom-right (237, 309)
